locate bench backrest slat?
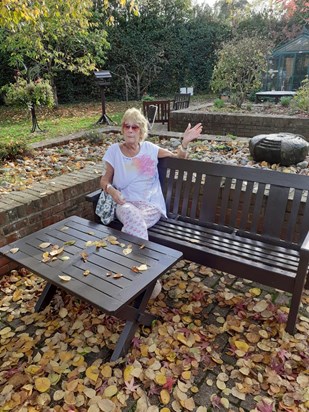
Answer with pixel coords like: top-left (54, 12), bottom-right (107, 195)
top-left (239, 181), bottom-right (254, 231)
top-left (158, 157), bottom-right (309, 245)
top-left (263, 186), bottom-right (290, 238)
top-left (286, 189), bottom-right (303, 242)
top-left (251, 182), bottom-right (266, 233)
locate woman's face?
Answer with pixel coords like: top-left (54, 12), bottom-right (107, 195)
top-left (123, 122), bottom-right (141, 144)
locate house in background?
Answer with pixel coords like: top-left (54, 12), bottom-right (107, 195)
top-left (264, 27), bottom-right (309, 91)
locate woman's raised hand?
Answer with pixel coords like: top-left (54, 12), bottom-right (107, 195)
top-left (182, 123), bottom-right (203, 148)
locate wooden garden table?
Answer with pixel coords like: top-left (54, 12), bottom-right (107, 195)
top-left (0, 215), bottom-right (182, 360)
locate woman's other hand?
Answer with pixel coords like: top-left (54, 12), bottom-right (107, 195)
top-left (110, 188), bottom-right (126, 205)
top-left (182, 123), bottom-right (203, 148)
top-left (106, 184), bottom-right (126, 205)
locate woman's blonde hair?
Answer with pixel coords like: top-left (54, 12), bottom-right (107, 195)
top-left (121, 108), bottom-right (148, 142)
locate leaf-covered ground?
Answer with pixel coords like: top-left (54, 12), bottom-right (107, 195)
top-left (1, 130), bottom-right (309, 411)
top-left (0, 259), bottom-right (309, 412)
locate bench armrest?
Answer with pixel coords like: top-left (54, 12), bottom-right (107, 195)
top-left (300, 231), bottom-right (309, 254)
top-left (85, 189), bottom-right (102, 205)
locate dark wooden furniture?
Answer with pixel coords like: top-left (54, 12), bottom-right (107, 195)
top-left (143, 100), bottom-right (171, 131)
top-left (0, 215), bottom-right (182, 360)
top-left (86, 158), bottom-right (309, 334)
top-left (255, 90), bottom-right (296, 104)
top-left (172, 93), bottom-right (191, 110)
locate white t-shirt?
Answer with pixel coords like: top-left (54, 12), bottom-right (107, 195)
top-left (103, 141), bottom-right (167, 217)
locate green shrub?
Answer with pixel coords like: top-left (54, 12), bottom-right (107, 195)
top-left (142, 94), bottom-right (154, 101)
top-left (280, 96), bottom-right (292, 107)
top-left (213, 98), bottom-right (225, 109)
top-left (0, 140), bottom-right (30, 162)
top-left (292, 77), bottom-right (309, 112)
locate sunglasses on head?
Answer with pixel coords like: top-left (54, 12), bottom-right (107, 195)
top-left (124, 124), bottom-right (140, 131)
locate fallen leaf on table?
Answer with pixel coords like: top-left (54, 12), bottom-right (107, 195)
top-left (137, 264), bottom-right (148, 271)
top-left (39, 242), bottom-right (51, 248)
top-left (83, 270), bottom-right (90, 276)
top-left (50, 246), bottom-right (64, 256)
top-left (123, 247), bottom-right (132, 255)
top-left (41, 252), bottom-right (51, 262)
top-left (58, 275), bottom-right (71, 282)
top-left (80, 251), bottom-right (89, 262)
top-left (64, 240), bottom-right (76, 246)
top-left (10, 248), bottom-right (19, 254)
top-left (60, 256), bottom-right (70, 261)
top-left (113, 273), bottom-right (123, 279)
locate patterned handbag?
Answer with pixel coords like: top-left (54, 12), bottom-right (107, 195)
top-left (95, 190), bottom-right (117, 225)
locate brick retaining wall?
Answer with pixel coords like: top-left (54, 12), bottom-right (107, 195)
top-left (0, 164), bottom-right (101, 276)
top-left (170, 110), bottom-right (309, 139)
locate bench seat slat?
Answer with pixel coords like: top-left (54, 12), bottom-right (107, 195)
top-left (150, 221), bottom-right (299, 273)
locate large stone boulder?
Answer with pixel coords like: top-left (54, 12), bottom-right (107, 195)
top-left (249, 133), bottom-right (309, 166)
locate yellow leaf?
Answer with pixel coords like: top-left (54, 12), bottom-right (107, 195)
top-left (0, 326), bottom-right (11, 336)
top-left (249, 287), bottom-right (261, 296)
top-left (124, 365), bottom-right (134, 382)
top-left (160, 389), bottom-right (170, 405)
top-left (104, 385), bottom-right (118, 397)
top-left (12, 290), bottom-right (22, 302)
top-left (234, 340), bottom-right (249, 352)
top-left (182, 371), bottom-right (191, 380)
top-left (137, 264), bottom-right (148, 271)
top-left (26, 365), bottom-right (41, 375)
top-left (86, 365), bottom-right (99, 382)
top-left (101, 365), bottom-right (112, 378)
top-left (83, 270), bottom-right (90, 276)
top-left (72, 355), bottom-right (84, 367)
top-left (10, 247), bottom-right (19, 254)
top-left (123, 248), bottom-right (132, 255)
top-left (155, 373), bottom-right (167, 385)
top-left (35, 377), bottom-right (51, 393)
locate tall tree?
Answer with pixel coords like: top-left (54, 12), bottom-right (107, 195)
top-left (0, 0), bottom-right (137, 104)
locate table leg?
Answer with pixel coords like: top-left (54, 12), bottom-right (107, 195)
top-left (35, 283), bottom-right (57, 312)
top-left (110, 282), bottom-right (156, 361)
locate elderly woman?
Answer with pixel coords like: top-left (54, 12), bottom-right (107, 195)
top-left (99, 108), bottom-right (202, 297)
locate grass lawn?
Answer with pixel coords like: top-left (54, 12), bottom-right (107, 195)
top-left (0, 95), bottom-right (214, 145)
top-left (0, 100), bottom-right (140, 144)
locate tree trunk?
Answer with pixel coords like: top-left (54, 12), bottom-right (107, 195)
top-left (50, 77), bottom-right (58, 107)
top-left (136, 72), bottom-right (141, 100)
top-left (30, 104), bottom-right (43, 133)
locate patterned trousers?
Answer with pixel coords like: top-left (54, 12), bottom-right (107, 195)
top-left (116, 201), bottom-right (162, 241)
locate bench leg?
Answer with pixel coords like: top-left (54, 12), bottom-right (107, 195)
top-left (110, 282), bottom-right (156, 361)
top-left (35, 282), bottom-right (57, 312)
top-left (286, 264), bottom-right (308, 334)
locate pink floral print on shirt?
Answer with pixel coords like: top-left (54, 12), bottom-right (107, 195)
top-left (132, 155), bottom-right (156, 177)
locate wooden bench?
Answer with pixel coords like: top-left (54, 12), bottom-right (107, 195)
top-left (172, 93), bottom-right (191, 110)
top-left (86, 158), bottom-right (309, 334)
top-left (143, 100), bottom-right (171, 130)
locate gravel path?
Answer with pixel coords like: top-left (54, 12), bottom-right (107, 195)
top-left (1, 132), bottom-right (309, 196)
